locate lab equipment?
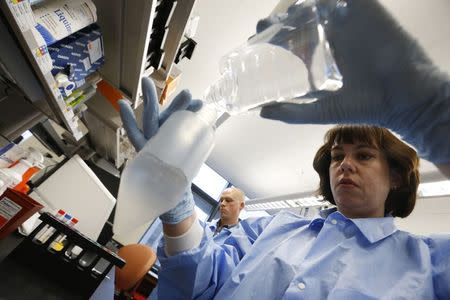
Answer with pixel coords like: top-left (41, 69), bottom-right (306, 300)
top-left (38, 212), bottom-right (71, 244)
top-left (0, 212), bottom-right (125, 298)
top-left (0, 147), bottom-right (44, 196)
top-left (29, 155), bottom-right (116, 240)
top-left (0, 189), bottom-right (43, 239)
top-left (50, 215), bottom-right (78, 251)
top-left (117, 78), bottom-right (207, 234)
top-left (114, 104), bottom-right (216, 234)
top-left (54, 73), bottom-right (75, 97)
top-left (33, 0), bottom-right (97, 46)
top-left (79, 251), bottom-right (98, 268)
top-left (204, 0), bottom-right (342, 115)
top-left (0, 144), bottom-right (19, 167)
top-left (33, 209), bottom-right (65, 242)
top-left (92, 258), bottom-right (111, 276)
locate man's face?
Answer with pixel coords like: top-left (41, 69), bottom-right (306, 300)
top-left (219, 190), bottom-right (244, 222)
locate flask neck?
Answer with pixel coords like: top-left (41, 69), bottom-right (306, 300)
top-left (203, 69), bottom-right (237, 114)
top-left (196, 104), bottom-right (218, 129)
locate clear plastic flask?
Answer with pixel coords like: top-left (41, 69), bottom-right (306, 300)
top-left (204, 0), bottom-right (343, 114)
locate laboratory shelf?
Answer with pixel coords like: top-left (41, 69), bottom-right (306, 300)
top-left (1, 0), bottom-right (199, 166)
top-left (94, 0), bottom-right (197, 107)
top-left (0, 0), bottom-right (87, 141)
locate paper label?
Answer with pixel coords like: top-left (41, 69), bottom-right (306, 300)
top-left (0, 144), bottom-right (25, 168)
top-left (6, 0), bottom-right (36, 32)
top-left (81, 56), bottom-right (91, 71)
top-left (33, 1), bottom-right (96, 45)
top-left (0, 197), bottom-right (22, 229)
top-left (33, 44), bottom-right (53, 74)
top-left (75, 78), bottom-right (85, 87)
top-left (87, 38), bottom-right (102, 64)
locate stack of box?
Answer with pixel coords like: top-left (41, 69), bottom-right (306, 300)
top-left (48, 24), bottom-right (104, 97)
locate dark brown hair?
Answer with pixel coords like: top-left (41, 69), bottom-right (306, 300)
top-left (313, 125), bottom-right (420, 218)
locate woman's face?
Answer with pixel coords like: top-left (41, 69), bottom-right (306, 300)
top-left (329, 142), bottom-right (394, 218)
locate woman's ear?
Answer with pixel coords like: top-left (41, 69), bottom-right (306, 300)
top-left (390, 169), bottom-right (402, 190)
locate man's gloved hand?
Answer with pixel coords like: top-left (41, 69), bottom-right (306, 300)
top-left (119, 77), bottom-right (202, 224)
top-left (259, 0), bottom-right (450, 164)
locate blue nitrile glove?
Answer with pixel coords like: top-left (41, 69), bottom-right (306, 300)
top-left (119, 77), bottom-right (202, 224)
top-left (259, 0), bottom-right (450, 164)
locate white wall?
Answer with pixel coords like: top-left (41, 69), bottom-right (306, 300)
top-left (395, 196), bottom-right (450, 235)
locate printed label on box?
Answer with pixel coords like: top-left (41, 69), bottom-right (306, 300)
top-left (81, 56), bottom-right (91, 71)
top-left (33, 44), bottom-right (53, 74)
top-left (87, 38), bottom-right (102, 64)
top-left (0, 144), bottom-right (25, 168)
top-left (48, 24), bottom-right (104, 89)
top-left (0, 197), bottom-right (22, 229)
top-left (7, 0), bottom-right (36, 32)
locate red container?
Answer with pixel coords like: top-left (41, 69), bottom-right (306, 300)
top-left (0, 188), bottom-right (43, 239)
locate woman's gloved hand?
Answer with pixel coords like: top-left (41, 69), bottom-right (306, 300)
top-left (259, 0), bottom-right (450, 164)
top-left (119, 77), bottom-right (202, 224)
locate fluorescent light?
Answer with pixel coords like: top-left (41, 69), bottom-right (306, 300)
top-left (418, 180), bottom-right (450, 197)
top-left (246, 180), bottom-right (450, 213)
top-left (247, 180), bottom-right (450, 213)
top-left (289, 196), bottom-right (324, 208)
top-left (246, 196), bottom-right (330, 211)
top-left (20, 130), bottom-right (33, 141)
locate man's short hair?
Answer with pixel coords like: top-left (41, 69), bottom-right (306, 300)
top-left (221, 187), bottom-right (245, 203)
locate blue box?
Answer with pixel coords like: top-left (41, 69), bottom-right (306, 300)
top-left (48, 24), bottom-right (104, 96)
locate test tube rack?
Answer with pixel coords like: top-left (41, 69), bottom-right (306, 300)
top-left (0, 212), bottom-right (125, 298)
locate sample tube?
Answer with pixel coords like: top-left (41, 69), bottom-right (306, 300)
top-left (34, 209), bottom-right (65, 243)
top-left (49, 215), bottom-right (78, 251)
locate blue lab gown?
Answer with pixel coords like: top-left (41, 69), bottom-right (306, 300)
top-left (157, 208), bottom-right (450, 299)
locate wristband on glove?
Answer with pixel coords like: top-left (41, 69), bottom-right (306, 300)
top-left (164, 218), bottom-right (203, 256)
top-left (159, 189), bottom-right (196, 224)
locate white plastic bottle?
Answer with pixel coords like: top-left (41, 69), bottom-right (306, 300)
top-left (113, 107), bottom-right (217, 235)
top-left (0, 147), bottom-right (44, 195)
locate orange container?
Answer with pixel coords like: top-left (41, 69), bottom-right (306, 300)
top-left (13, 166), bottom-right (41, 194)
top-left (0, 188), bottom-right (43, 239)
